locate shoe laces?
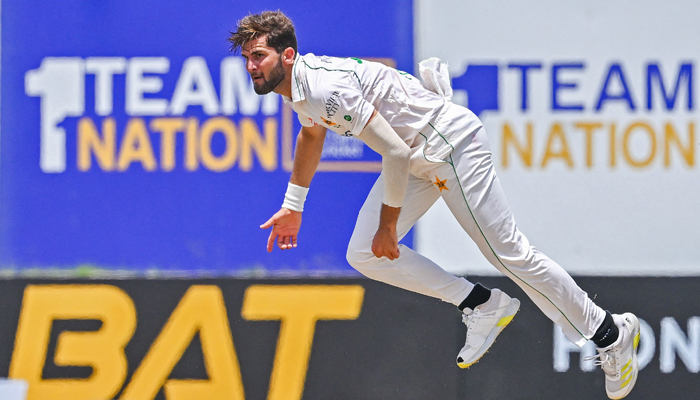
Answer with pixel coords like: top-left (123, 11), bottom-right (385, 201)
top-left (584, 349), bottom-right (618, 377)
top-left (462, 308), bottom-right (488, 336)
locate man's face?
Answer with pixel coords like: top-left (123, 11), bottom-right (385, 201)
top-left (241, 36), bottom-right (286, 95)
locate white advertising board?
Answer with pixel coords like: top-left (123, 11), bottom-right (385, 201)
top-left (415, 0), bottom-right (700, 276)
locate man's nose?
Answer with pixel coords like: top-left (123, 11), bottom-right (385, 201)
top-left (246, 59), bottom-right (257, 73)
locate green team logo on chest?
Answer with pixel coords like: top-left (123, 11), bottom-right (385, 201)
top-left (398, 70), bottom-right (414, 80)
top-left (344, 115), bottom-right (352, 122)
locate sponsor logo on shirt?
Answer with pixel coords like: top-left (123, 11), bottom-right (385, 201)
top-left (321, 117), bottom-right (342, 129)
top-left (325, 91), bottom-right (340, 118)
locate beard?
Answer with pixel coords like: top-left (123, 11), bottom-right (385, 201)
top-left (252, 56), bottom-right (285, 95)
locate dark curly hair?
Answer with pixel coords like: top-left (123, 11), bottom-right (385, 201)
top-left (228, 10), bottom-right (298, 54)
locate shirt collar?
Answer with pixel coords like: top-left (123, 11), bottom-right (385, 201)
top-left (288, 54), bottom-right (306, 103)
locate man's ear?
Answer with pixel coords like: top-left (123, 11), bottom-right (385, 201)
top-left (282, 47), bottom-right (296, 66)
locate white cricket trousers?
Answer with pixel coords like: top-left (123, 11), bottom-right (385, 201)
top-left (346, 106), bottom-right (605, 346)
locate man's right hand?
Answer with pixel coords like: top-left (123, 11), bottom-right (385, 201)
top-left (260, 208), bottom-right (302, 252)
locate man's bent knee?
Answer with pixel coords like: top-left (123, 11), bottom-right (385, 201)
top-left (346, 241), bottom-right (374, 269)
top-left (347, 239), bottom-right (396, 282)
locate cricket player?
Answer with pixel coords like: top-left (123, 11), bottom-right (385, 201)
top-left (231, 10), bottom-right (640, 399)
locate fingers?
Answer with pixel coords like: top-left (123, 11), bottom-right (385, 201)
top-left (381, 251), bottom-right (398, 260)
top-left (371, 243), bottom-right (380, 259)
top-left (266, 229), bottom-right (276, 253)
top-left (277, 235), bottom-right (286, 250)
top-left (277, 235), bottom-right (298, 250)
top-left (262, 209), bottom-right (298, 252)
top-left (260, 215), bottom-right (276, 229)
top-left (391, 246), bottom-right (400, 260)
top-left (371, 245), bottom-right (400, 260)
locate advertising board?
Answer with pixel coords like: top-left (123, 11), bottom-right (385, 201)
top-left (0, 0), bottom-right (413, 275)
top-left (415, 0), bottom-right (700, 276)
top-left (0, 277), bottom-right (697, 399)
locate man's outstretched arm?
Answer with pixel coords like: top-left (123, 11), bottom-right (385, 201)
top-left (260, 123), bottom-right (327, 252)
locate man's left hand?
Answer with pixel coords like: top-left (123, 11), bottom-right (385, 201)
top-left (372, 226), bottom-right (400, 260)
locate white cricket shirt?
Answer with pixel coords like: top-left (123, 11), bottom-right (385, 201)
top-left (282, 53), bottom-right (482, 159)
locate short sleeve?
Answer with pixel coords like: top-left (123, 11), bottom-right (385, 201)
top-left (315, 74), bottom-right (375, 137)
top-left (297, 112), bottom-right (315, 127)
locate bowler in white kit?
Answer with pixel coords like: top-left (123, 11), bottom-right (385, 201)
top-left (231, 10), bottom-right (640, 399)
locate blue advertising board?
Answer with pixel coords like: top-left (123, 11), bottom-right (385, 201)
top-left (0, 0), bottom-right (414, 275)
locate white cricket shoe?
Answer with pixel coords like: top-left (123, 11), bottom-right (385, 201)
top-left (456, 289), bottom-right (520, 369)
top-left (588, 313), bottom-right (641, 399)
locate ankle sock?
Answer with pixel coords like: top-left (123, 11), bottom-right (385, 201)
top-left (592, 311), bottom-right (619, 348)
top-left (458, 283), bottom-right (491, 312)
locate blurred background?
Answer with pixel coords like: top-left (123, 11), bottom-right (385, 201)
top-left (0, 1), bottom-right (698, 399)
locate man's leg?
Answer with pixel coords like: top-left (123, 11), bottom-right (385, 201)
top-left (433, 126), bottom-right (605, 346)
top-left (431, 124), bottom-right (640, 398)
top-left (347, 165), bottom-right (520, 370)
top-left (346, 173), bottom-right (474, 306)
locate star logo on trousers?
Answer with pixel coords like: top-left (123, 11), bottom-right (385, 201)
top-left (434, 176), bottom-right (449, 192)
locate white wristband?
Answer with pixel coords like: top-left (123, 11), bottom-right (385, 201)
top-left (282, 182), bottom-right (309, 212)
